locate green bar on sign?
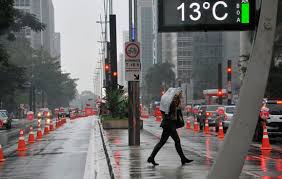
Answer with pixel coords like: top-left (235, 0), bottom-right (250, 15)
top-left (241, 3), bottom-right (250, 24)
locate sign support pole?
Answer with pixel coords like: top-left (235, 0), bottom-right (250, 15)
top-left (208, 0), bottom-right (278, 178)
top-left (128, 0), bottom-right (140, 146)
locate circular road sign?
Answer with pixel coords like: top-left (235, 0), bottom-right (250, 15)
top-left (125, 42), bottom-right (140, 60)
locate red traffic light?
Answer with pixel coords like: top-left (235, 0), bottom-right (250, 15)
top-left (105, 64), bottom-right (109, 71)
top-left (227, 67), bottom-right (232, 73)
top-left (113, 72), bottom-right (117, 77)
top-left (218, 89), bottom-right (223, 96)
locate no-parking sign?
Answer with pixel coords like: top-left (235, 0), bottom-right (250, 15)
top-left (124, 42), bottom-right (141, 81)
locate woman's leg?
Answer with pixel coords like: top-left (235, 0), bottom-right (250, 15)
top-left (149, 128), bottom-right (170, 159)
top-left (170, 129), bottom-right (186, 160)
top-left (170, 129), bottom-right (193, 165)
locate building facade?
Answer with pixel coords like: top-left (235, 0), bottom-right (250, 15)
top-left (192, 32), bottom-right (224, 100)
top-left (138, 0), bottom-right (154, 103)
top-left (14, 0), bottom-right (60, 59)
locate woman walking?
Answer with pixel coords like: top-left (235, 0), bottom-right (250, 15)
top-left (147, 88), bottom-right (193, 166)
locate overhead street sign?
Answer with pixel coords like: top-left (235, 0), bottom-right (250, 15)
top-left (125, 42), bottom-right (140, 60)
top-left (125, 41), bottom-right (141, 81)
top-left (158, 0), bottom-right (256, 32)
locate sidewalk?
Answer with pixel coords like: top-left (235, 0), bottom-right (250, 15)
top-left (99, 117), bottom-right (282, 179)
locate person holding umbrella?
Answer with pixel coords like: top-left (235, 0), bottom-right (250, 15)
top-left (147, 88), bottom-right (193, 166)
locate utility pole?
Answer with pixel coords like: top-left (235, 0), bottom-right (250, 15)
top-left (218, 63), bottom-right (223, 105)
top-left (227, 60), bottom-right (232, 105)
top-left (128, 0), bottom-right (140, 146)
top-left (109, 15), bottom-right (118, 87)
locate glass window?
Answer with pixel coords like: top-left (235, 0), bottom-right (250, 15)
top-left (15, 0), bottom-right (20, 6)
top-left (25, 0), bottom-right (30, 6)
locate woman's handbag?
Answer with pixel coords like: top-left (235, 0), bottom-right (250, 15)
top-left (176, 109), bottom-right (185, 129)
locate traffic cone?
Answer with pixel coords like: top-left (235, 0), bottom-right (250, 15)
top-left (44, 123), bottom-right (49, 135)
top-left (186, 119), bottom-right (191, 129)
top-left (36, 123), bottom-right (43, 141)
top-left (217, 122), bottom-right (225, 139)
top-left (49, 120), bottom-right (54, 131)
top-left (0, 144), bottom-right (5, 162)
top-left (28, 126), bottom-right (35, 144)
top-left (56, 119), bottom-right (59, 128)
top-left (204, 119), bottom-right (210, 134)
top-left (155, 116), bottom-right (162, 122)
top-left (17, 129), bottom-right (27, 151)
top-left (194, 118), bottom-right (200, 132)
top-left (261, 124), bottom-right (272, 150)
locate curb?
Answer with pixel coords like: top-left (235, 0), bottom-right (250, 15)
top-left (98, 121), bottom-right (115, 179)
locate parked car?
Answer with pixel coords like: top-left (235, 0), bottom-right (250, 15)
top-left (215, 105), bottom-right (236, 132)
top-left (254, 100), bottom-right (282, 141)
top-left (0, 110), bottom-right (12, 129)
top-left (196, 105), bottom-right (223, 130)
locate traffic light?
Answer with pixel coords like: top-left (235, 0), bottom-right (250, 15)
top-left (227, 60), bottom-right (232, 105)
top-left (105, 64), bottom-right (110, 71)
top-left (218, 89), bottom-right (223, 97)
top-left (113, 72), bottom-right (117, 77)
top-left (227, 67), bottom-right (232, 73)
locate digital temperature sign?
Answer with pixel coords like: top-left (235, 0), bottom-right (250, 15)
top-left (158, 0), bottom-right (256, 32)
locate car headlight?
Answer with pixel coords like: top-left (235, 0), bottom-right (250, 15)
top-left (38, 113), bottom-right (42, 117)
top-left (47, 112), bottom-right (51, 117)
top-left (47, 118), bottom-right (50, 124)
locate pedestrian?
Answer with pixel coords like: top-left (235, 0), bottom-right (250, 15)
top-left (147, 88), bottom-right (193, 166)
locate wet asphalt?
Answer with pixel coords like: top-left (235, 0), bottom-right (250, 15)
top-left (104, 117), bottom-right (282, 179)
top-left (0, 117), bottom-right (93, 179)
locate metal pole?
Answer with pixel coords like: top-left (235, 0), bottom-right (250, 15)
top-left (218, 63), bottom-right (223, 105)
top-left (208, 0), bottom-right (278, 178)
top-left (227, 60), bottom-right (232, 105)
top-left (128, 0), bottom-right (140, 146)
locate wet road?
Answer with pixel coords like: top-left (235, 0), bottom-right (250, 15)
top-left (104, 117), bottom-right (282, 179)
top-left (0, 117), bottom-right (93, 179)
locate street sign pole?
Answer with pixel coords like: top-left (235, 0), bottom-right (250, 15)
top-left (128, 0), bottom-right (140, 146)
top-left (208, 0), bottom-right (278, 178)
top-left (218, 63), bottom-right (223, 105)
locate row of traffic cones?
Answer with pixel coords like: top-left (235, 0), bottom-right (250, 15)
top-left (0, 117), bottom-right (67, 162)
top-left (185, 117), bottom-right (272, 151)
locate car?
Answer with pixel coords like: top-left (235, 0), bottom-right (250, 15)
top-left (37, 108), bottom-right (52, 119)
top-left (0, 110), bottom-right (12, 129)
top-left (215, 105), bottom-right (236, 132)
top-left (253, 100), bottom-right (282, 141)
top-left (263, 100), bottom-right (282, 137)
top-left (196, 105), bottom-right (223, 130)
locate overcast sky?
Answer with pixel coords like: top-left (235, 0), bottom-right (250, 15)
top-left (53, 0), bottom-right (128, 93)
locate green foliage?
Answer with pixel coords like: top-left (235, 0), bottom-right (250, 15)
top-left (144, 62), bottom-right (176, 103)
top-left (0, 0), bottom-right (14, 35)
top-left (103, 85), bottom-right (128, 118)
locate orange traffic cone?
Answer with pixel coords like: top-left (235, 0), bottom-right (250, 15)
top-left (17, 129), bottom-right (27, 151)
top-left (217, 122), bottom-right (225, 139)
top-left (36, 123), bottom-right (43, 141)
top-left (155, 116), bottom-right (162, 122)
top-left (204, 119), bottom-right (210, 134)
top-left (194, 118), bottom-right (200, 132)
top-left (0, 144), bottom-right (5, 162)
top-left (44, 123), bottom-right (49, 135)
top-left (49, 120), bottom-right (54, 131)
top-left (56, 119), bottom-right (59, 128)
top-left (261, 123), bottom-right (272, 150)
top-left (186, 119), bottom-right (191, 129)
top-left (28, 126), bottom-right (35, 144)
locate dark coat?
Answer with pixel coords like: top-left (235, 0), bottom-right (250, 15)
top-left (160, 108), bottom-right (183, 130)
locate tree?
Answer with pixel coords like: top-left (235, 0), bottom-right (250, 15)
top-left (144, 63), bottom-right (176, 103)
